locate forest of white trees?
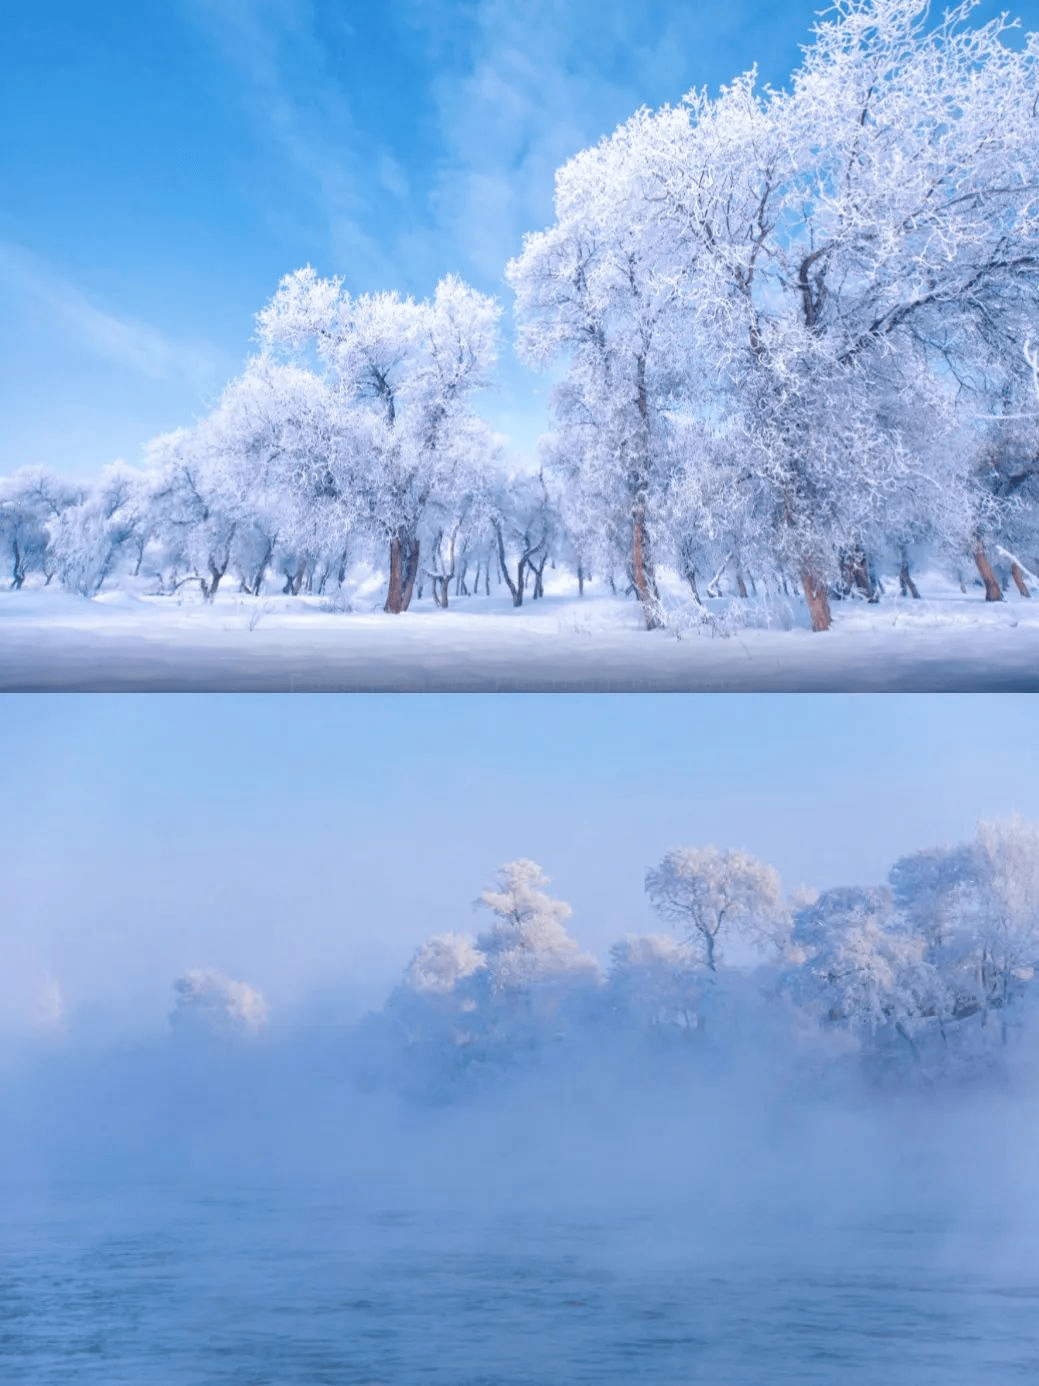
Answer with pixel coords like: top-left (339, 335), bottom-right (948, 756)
top-left (3, 0), bottom-right (1038, 630)
top-left (355, 818), bottom-right (1039, 1096)
top-left (171, 817), bottom-right (1039, 1096)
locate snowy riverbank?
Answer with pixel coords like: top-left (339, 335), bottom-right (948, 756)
top-left (1, 573), bottom-right (1037, 691)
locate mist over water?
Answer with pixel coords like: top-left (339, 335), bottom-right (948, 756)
top-left (3, 1001), bottom-right (1039, 1385)
top-left (5, 697), bottom-right (1039, 1382)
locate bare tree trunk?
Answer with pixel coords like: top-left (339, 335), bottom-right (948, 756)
top-left (736, 571), bottom-right (748, 599)
top-left (385, 535), bottom-right (403, 612)
top-left (631, 354), bottom-right (664, 631)
top-left (577, 563), bottom-right (585, 597)
top-left (898, 558), bottom-right (921, 599)
top-left (207, 559), bottom-right (228, 601)
top-left (1010, 561), bottom-right (1031, 598)
top-left (704, 931), bottom-right (717, 973)
top-left (529, 555), bottom-right (547, 598)
top-left (631, 506), bottom-right (663, 629)
top-left (973, 543), bottom-right (1003, 602)
top-left (493, 522), bottom-right (527, 607)
top-left (385, 531), bottom-right (421, 612)
top-left (400, 536), bottom-right (420, 610)
top-left (684, 566), bottom-right (702, 604)
top-left (838, 547), bottom-right (876, 601)
top-left (800, 563), bottom-right (832, 632)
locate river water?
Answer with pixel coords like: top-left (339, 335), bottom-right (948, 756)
top-left (2, 1179), bottom-right (1037, 1385)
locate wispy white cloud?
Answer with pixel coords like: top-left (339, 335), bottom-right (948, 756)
top-left (0, 240), bottom-right (222, 385)
top-left (409, 0), bottom-right (800, 286)
top-left (180, 0), bottom-right (766, 298)
top-left (412, 0), bottom-right (671, 282)
top-left (183, 0), bottom-right (418, 288)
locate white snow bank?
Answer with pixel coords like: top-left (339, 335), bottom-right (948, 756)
top-left (1, 574), bottom-right (1037, 690)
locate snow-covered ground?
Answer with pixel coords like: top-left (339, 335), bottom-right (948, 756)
top-left (2, 571), bottom-right (1038, 691)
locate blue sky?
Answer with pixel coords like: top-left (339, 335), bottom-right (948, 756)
top-left (6, 0), bottom-right (1017, 477)
top-left (2, 693), bottom-right (1037, 1033)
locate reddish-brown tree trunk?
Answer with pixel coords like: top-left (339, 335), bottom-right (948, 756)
top-left (1010, 562), bottom-right (1031, 598)
top-left (400, 537), bottom-right (419, 611)
top-left (385, 532), bottom-right (421, 612)
top-left (631, 507), bottom-right (663, 630)
top-left (385, 535), bottom-right (403, 612)
top-left (973, 543), bottom-right (1003, 602)
top-left (801, 563), bottom-right (832, 631)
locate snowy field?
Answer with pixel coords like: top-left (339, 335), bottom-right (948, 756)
top-left (2, 572), bottom-right (1038, 691)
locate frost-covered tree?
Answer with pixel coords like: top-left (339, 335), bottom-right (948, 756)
top-left (475, 859), bottom-right (601, 994)
top-left (50, 462), bottom-right (152, 596)
top-left (892, 817), bottom-right (1039, 1043)
top-left (375, 862), bottom-right (599, 1095)
top-left (404, 932), bottom-right (487, 995)
top-left (606, 933), bottom-right (703, 1033)
top-left (508, 105), bottom-right (707, 629)
top-left (645, 846), bottom-right (787, 972)
top-left (417, 452), bottom-right (497, 608)
top-left (146, 429), bottom-right (243, 599)
top-left (169, 969), bottom-right (269, 1039)
top-left (512, 0), bottom-right (1039, 629)
top-left (970, 816), bottom-right (1039, 1038)
top-left (382, 932), bottom-right (489, 1059)
top-left (0, 468), bottom-right (58, 588)
top-left (972, 356), bottom-right (1039, 599)
top-left (200, 357), bottom-right (352, 597)
top-left (736, 0), bottom-right (1039, 624)
top-left (786, 886), bottom-right (942, 1057)
top-left (257, 268), bottom-right (501, 613)
top-left (488, 470), bottom-right (556, 607)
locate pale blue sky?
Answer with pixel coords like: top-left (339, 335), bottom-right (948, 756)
top-left (2, 694), bottom-right (1036, 1033)
top-left (1, 0), bottom-right (1018, 476)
